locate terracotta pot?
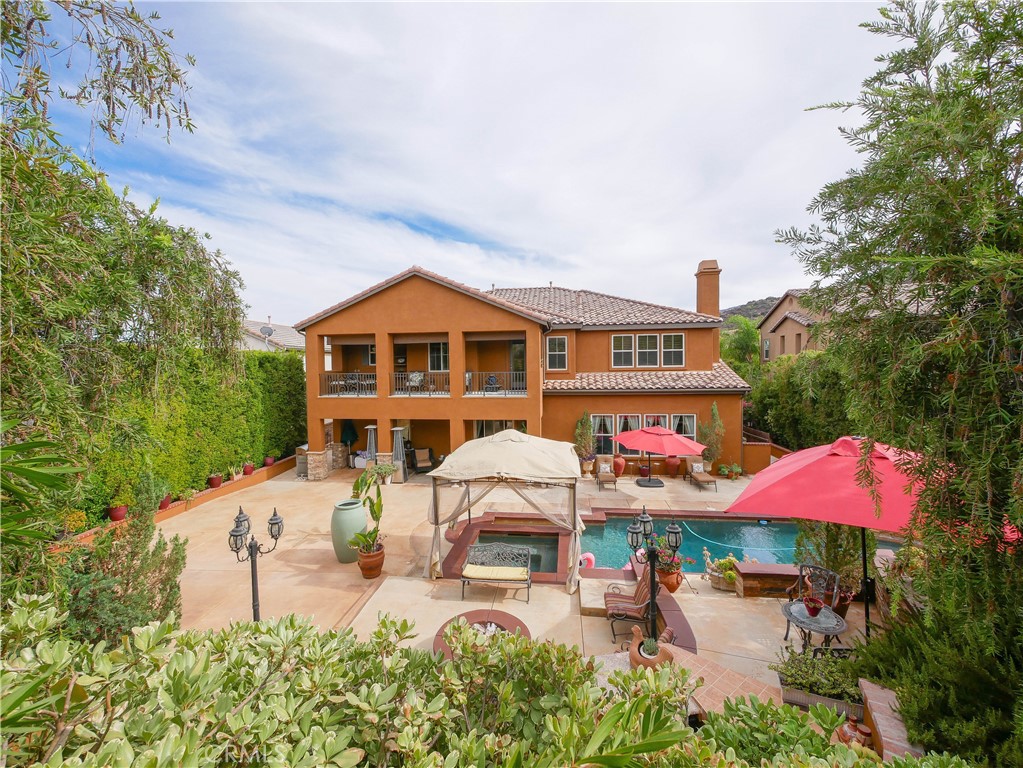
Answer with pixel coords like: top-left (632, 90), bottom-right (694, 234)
top-left (264, 456), bottom-right (275, 467)
top-left (357, 546), bottom-right (385, 579)
top-left (665, 456), bottom-right (681, 478)
top-left (158, 494), bottom-right (172, 511)
top-left (639, 465), bottom-right (650, 478)
top-left (612, 454), bottom-right (626, 477)
top-left (627, 625), bottom-right (673, 670)
top-left (106, 505), bottom-right (128, 522)
top-left (803, 596), bottom-right (824, 617)
top-left (208, 474), bottom-right (223, 489)
top-left (656, 569), bottom-right (682, 593)
top-left (243, 463), bottom-right (255, 475)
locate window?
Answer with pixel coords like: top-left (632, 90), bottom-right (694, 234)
top-left (662, 334), bottom-right (685, 367)
top-left (362, 344), bottom-right (377, 366)
top-left (592, 414), bottom-right (614, 455)
top-left (762, 338), bottom-right (770, 361)
top-left (644, 414), bottom-right (667, 429)
top-left (612, 335), bottom-right (634, 367)
top-left (780, 336), bottom-right (786, 355)
top-left (546, 336), bottom-right (567, 371)
top-left (475, 420), bottom-right (525, 438)
top-left (429, 342), bottom-right (449, 371)
top-left (671, 414), bottom-right (696, 440)
top-left (795, 333), bottom-right (802, 353)
top-left (616, 414), bottom-right (640, 455)
top-left (637, 334), bottom-right (659, 367)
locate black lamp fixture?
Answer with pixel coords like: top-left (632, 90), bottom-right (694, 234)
top-left (228, 505), bottom-right (284, 621)
top-left (626, 506), bottom-right (682, 640)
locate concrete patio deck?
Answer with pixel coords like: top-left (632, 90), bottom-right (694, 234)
top-left (157, 466), bottom-right (867, 693)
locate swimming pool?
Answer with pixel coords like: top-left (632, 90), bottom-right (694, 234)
top-left (581, 517), bottom-right (799, 569)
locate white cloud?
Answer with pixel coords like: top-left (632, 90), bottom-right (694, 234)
top-left (88, 1), bottom-right (892, 323)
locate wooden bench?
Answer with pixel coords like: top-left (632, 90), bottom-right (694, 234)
top-left (733, 561), bottom-right (800, 598)
top-left (461, 542), bottom-right (532, 603)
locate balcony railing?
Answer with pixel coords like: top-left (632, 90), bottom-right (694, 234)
top-left (465, 371), bottom-right (528, 396)
top-left (320, 372), bottom-right (377, 397)
top-left (392, 371), bottom-right (450, 396)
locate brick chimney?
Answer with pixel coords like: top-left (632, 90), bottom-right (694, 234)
top-left (695, 260), bottom-right (721, 317)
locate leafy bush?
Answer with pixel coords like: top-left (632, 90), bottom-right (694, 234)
top-left (769, 650), bottom-right (862, 704)
top-left (0, 594), bottom-right (973, 768)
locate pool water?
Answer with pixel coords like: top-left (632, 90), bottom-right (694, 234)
top-left (477, 533), bottom-right (560, 573)
top-left (581, 517), bottom-right (799, 570)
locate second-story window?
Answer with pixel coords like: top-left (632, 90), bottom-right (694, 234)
top-left (637, 334), bottom-right (659, 367)
top-left (612, 334), bottom-right (634, 367)
top-left (662, 334), bottom-right (685, 366)
top-left (429, 342), bottom-right (449, 371)
top-left (546, 336), bottom-right (567, 371)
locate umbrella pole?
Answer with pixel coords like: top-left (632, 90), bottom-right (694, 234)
top-left (861, 527), bottom-right (871, 640)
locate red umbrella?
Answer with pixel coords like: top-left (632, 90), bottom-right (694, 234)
top-left (614, 426), bottom-right (706, 488)
top-left (726, 436), bottom-right (920, 637)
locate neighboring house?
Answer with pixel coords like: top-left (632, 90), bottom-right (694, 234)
top-left (240, 319), bottom-right (330, 369)
top-left (295, 263), bottom-right (752, 480)
top-left (756, 289), bottom-right (826, 363)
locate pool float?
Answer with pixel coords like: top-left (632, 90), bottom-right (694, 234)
top-left (579, 552), bottom-right (596, 568)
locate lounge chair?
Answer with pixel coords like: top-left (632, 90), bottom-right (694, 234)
top-left (685, 456), bottom-right (717, 492)
top-left (596, 460), bottom-right (617, 491)
top-left (605, 576), bottom-right (653, 640)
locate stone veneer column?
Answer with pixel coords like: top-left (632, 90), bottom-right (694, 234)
top-left (306, 450), bottom-right (330, 481)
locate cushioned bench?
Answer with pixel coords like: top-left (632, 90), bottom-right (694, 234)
top-left (461, 542), bottom-right (531, 603)
top-left (733, 561), bottom-right (800, 598)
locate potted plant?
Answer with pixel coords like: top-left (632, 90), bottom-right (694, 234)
top-left (627, 625), bottom-right (673, 670)
top-left (207, 472), bottom-right (223, 489)
top-left (264, 454), bottom-right (276, 467)
top-left (574, 412), bottom-right (597, 477)
top-left (242, 460), bottom-right (255, 475)
top-left (718, 464), bottom-right (729, 478)
top-left (729, 463), bottom-right (743, 479)
top-left (769, 650), bottom-right (863, 719)
top-left (348, 469), bottom-right (385, 578)
top-left (652, 536), bottom-right (696, 593)
top-left (701, 548), bottom-right (757, 592)
top-left (369, 462), bottom-right (397, 485)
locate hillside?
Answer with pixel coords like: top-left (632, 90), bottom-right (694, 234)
top-left (721, 296), bottom-right (779, 322)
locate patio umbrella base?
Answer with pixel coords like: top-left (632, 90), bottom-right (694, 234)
top-left (635, 477), bottom-right (664, 488)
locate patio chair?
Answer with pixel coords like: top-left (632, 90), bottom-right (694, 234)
top-left (605, 576), bottom-right (655, 640)
top-left (407, 371), bottom-right (425, 392)
top-left (685, 456), bottom-right (717, 492)
top-left (483, 374), bottom-right (501, 393)
top-left (784, 563), bottom-right (840, 642)
top-left (411, 447), bottom-right (436, 473)
top-left (596, 460), bottom-right (617, 491)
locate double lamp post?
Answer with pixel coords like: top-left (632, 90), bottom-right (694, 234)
top-left (626, 507), bottom-right (682, 640)
top-left (228, 506), bottom-right (284, 621)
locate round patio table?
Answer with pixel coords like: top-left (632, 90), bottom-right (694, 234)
top-left (433, 609), bottom-right (530, 660)
top-left (781, 601), bottom-right (847, 651)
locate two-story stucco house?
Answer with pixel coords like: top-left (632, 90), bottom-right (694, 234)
top-left (295, 262), bottom-right (750, 481)
top-left (757, 289), bottom-right (826, 363)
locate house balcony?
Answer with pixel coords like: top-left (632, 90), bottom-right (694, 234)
top-left (391, 371), bottom-right (451, 396)
top-left (464, 371), bottom-right (527, 396)
top-left (320, 371), bottom-right (377, 397)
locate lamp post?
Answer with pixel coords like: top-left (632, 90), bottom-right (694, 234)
top-left (626, 507), bottom-right (682, 640)
top-left (228, 506), bottom-right (284, 621)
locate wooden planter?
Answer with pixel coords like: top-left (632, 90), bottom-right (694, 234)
top-left (779, 684), bottom-right (864, 720)
top-left (708, 571), bottom-right (736, 592)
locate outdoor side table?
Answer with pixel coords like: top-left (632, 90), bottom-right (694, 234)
top-left (781, 601), bottom-right (847, 651)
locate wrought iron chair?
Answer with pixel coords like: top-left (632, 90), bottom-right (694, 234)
top-left (484, 374), bottom-right (501, 393)
top-left (784, 563), bottom-right (840, 642)
top-left (605, 575), bottom-right (656, 640)
top-left (407, 371), bottom-right (425, 392)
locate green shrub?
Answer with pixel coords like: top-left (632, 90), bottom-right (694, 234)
top-left (769, 650), bottom-right (862, 704)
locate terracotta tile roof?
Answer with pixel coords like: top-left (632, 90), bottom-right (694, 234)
top-left (295, 266), bottom-right (550, 330)
top-left (544, 363), bottom-right (749, 393)
top-left (242, 320), bottom-right (305, 350)
top-left (757, 288), bottom-right (812, 329)
top-left (489, 286), bottom-right (720, 327)
top-left (766, 310), bottom-right (816, 334)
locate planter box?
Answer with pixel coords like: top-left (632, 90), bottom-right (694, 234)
top-left (780, 684), bottom-right (863, 720)
top-left (707, 572), bottom-right (736, 592)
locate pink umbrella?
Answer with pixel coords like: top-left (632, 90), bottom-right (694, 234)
top-left (726, 436), bottom-right (920, 637)
top-left (614, 426), bottom-right (706, 488)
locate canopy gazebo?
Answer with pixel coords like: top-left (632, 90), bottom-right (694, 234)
top-left (425, 430), bottom-right (584, 593)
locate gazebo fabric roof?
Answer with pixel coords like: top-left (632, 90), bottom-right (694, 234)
top-left (429, 430), bottom-right (581, 483)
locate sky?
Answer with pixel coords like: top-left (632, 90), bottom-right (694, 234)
top-left (57, 2), bottom-right (891, 326)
